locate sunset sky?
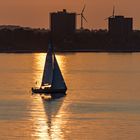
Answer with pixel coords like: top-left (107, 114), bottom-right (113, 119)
top-left (0, 0), bottom-right (139, 29)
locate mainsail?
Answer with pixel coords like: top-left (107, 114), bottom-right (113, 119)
top-left (41, 44), bottom-right (54, 86)
top-left (51, 55), bottom-right (67, 90)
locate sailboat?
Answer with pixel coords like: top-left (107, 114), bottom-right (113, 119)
top-left (32, 42), bottom-right (67, 98)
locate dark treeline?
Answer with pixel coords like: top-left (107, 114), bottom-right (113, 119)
top-left (55, 29), bottom-right (140, 52)
top-left (0, 25), bottom-right (49, 52)
top-left (1, 25), bottom-right (140, 52)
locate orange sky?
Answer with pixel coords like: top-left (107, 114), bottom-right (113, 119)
top-left (0, 0), bottom-right (139, 29)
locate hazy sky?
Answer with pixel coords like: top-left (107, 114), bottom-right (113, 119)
top-left (0, 0), bottom-right (139, 29)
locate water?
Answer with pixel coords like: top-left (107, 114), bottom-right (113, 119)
top-left (0, 53), bottom-right (140, 140)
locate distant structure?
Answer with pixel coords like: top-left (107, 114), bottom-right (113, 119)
top-left (105, 6), bottom-right (115, 19)
top-left (108, 15), bottom-right (133, 37)
top-left (77, 5), bottom-right (87, 30)
top-left (50, 9), bottom-right (76, 39)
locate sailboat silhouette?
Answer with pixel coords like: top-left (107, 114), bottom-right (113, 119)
top-left (32, 42), bottom-right (67, 98)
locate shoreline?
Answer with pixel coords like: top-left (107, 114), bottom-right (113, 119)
top-left (0, 49), bottom-right (140, 53)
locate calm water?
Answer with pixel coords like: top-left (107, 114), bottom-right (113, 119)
top-left (0, 53), bottom-right (140, 140)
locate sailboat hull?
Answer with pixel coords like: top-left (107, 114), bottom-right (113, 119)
top-left (32, 87), bottom-right (67, 94)
top-left (32, 87), bottom-right (66, 98)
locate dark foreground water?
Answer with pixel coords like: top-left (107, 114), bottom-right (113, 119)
top-left (0, 53), bottom-right (140, 140)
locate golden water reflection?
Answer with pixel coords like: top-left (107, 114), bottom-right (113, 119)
top-left (31, 53), bottom-right (67, 140)
top-left (31, 96), bottom-right (49, 140)
top-left (55, 54), bottom-right (67, 73)
top-left (32, 53), bottom-right (46, 87)
top-left (31, 96), bottom-right (66, 140)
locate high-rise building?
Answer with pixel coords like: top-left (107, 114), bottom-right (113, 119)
top-left (50, 9), bottom-right (76, 39)
top-left (108, 16), bottom-right (133, 37)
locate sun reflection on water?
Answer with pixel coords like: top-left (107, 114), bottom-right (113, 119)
top-left (30, 96), bottom-right (65, 140)
top-left (42, 99), bottom-right (65, 140)
top-left (55, 54), bottom-right (67, 73)
top-left (30, 95), bottom-right (49, 140)
top-left (32, 53), bottom-right (46, 87)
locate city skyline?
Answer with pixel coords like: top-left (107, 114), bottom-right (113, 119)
top-left (0, 0), bottom-right (139, 29)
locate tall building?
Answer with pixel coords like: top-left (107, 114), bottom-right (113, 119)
top-left (108, 16), bottom-right (133, 37)
top-left (50, 9), bottom-right (76, 39)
